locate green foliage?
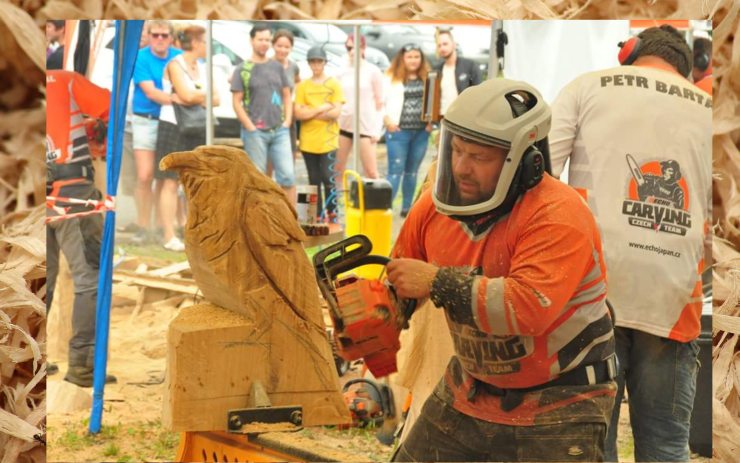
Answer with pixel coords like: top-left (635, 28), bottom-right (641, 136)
top-left (103, 443), bottom-right (119, 457)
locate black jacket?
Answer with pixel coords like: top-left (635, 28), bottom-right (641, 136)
top-left (434, 55), bottom-right (482, 94)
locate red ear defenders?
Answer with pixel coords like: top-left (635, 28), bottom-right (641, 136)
top-left (618, 36), bottom-right (641, 65)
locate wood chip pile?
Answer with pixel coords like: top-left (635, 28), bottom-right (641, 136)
top-left (0, 0), bottom-right (736, 461)
top-left (707, 3), bottom-right (740, 463)
top-left (1, 2), bottom-right (47, 462)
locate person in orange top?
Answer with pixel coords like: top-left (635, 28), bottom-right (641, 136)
top-left (387, 78), bottom-right (616, 462)
top-left (692, 37), bottom-right (712, 95)
top-left (46, 70), bottom-right (116, 387)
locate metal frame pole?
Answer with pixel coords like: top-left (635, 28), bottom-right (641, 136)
top-left (352, 24), bottom-right (361, 173)
top-left (206, 20), bottom-right (214, 144)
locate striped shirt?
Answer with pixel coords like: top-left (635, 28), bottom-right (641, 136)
top-left (46, 70), bottom-right (110, 215)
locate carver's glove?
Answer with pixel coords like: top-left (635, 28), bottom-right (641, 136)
top-left (430, 267), bottom-right (477, 328)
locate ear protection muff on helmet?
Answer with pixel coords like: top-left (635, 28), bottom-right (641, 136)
top-left (519, 147), bottom-right (545, 190)
top-left (618, 36), bottom-right (641, 65)
top-left (508, 96), bottom-right (544, 191)
top-left (694, 51), bottom-right (710, 72)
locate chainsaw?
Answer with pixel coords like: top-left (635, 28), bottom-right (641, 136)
top-left (342, 378), bottom-right (395, 428)
top-left (313, 234), bottom-right (416, 378)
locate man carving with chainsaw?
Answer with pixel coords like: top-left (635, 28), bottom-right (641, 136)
top-left (387, 78), bottom-right (616, 462)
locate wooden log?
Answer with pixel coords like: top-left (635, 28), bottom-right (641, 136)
top-left (164, 302), bottom-right (349, 431)
top-left (112, 270), bottom-right (199, 295)
top-left (149, 260), bottom-right (191, 277)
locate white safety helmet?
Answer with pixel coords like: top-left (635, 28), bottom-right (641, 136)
top-left (432, 78), bottom-right (551, 217)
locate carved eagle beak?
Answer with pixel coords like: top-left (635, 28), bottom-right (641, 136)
top-left (160, 150), bottom-right (198, 172)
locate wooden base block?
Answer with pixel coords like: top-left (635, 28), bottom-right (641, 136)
top-left (164, 303), bottom-right (350, 432)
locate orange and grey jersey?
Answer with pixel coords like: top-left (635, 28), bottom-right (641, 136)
top-left (46, 70), bottom-right (110, 168)
top-left (394, 175), bottom-right (615, 424)
top-left (46, 70), bottom-right (110, 216)
top-left (550, 64), bottom-right (712, 342)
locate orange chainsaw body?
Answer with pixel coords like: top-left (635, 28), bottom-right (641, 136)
top-left (314, 235), bottom-right (416, 379)
top-left (333, 275), bottom-right (401, 378)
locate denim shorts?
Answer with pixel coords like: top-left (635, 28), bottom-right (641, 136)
top-left (132, 114), bottom-right (159, 151)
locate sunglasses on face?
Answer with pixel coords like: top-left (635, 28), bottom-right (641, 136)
top-left (345, 45), bottom-right (354, 51)
top-left (150, 33), bottom-right (170, 39)
top-left (402, 43), bottom-right (421, 52)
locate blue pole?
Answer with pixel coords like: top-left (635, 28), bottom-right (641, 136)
top-left (89, 19), bottom-right (144, 434)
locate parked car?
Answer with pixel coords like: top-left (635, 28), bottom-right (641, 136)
top-left (266, 21), bottom-right (390, 71)
top-left (356, 23), bottom-right (491, 79)
top-left (360, 23), bottom-right (438, 64)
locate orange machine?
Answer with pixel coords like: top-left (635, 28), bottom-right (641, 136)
top-left (313, 234), bottom-right (416, 378)
top-left (177, 430), bottom-right (368, 462)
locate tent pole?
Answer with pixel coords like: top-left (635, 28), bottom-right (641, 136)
top-left (206, 20), bottom-right (214, 145)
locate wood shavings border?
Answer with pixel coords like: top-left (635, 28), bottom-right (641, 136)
top-left (1, 0), bottom-right (736, 461)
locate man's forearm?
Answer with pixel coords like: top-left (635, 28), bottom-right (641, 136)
top-left (236, 107), bottom-right (253, 130)
top-left (430, 267), bottom-right (476, 326)
top-left (284, 105), bottom-right (293, 125)
top-left (144, 87), bottom-right (172, 106)
top-left (283, 88), bottom-right (292, 125)
top-left (325, 105), bottom-right (341, 119)
top-left (232, 94), bottom-right (254, 129)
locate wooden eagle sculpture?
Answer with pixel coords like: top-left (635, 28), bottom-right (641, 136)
top-left (160, 145), bottom-right (349, 429)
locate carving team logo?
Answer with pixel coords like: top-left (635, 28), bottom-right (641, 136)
top-left (622, 155), bottom-right (692, 236)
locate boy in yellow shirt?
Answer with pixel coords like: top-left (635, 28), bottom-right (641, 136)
top-left (294, 46), bottom-right (345, 221)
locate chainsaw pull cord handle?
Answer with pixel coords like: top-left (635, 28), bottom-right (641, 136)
top-left (342, 169), bottom-right (364, 232)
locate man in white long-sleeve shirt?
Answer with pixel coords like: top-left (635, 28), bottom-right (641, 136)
top-left (549, 25), bottom-right (712, 463)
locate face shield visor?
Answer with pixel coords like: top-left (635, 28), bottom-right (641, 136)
top-left (432, 118), bottom-right (537, 216)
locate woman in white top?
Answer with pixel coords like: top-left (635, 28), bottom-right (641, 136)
top-left (382, 43), bottom-right (432, 217)
top-left (155, 25), bottom-right (219, 251)
top-left (335, 34), bottom-right (384, 179)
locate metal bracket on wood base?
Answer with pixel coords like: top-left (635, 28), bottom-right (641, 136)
top-left (226, 381), bottom-right (303, 434)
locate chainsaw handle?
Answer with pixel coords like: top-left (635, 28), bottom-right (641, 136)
top-left (327, 255), bottom-right (389, 280)
top-left (313, 234), bottom-right (393, 280)
top-left (313, 234), bottom-right (373, 281)
top-left (342, 378), bottom-right (380, 393)
top-left (342, 379), bottom-right (391, 417)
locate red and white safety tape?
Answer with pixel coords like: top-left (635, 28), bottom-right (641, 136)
top-left (45, 195), bottom-right (116, 224)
